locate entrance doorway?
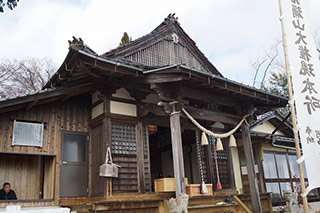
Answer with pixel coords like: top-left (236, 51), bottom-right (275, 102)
top-left (148, 126), bottom-right (202, 190)
top-left (148, 125), bottom-right (233, 191)
top-left (60, 131), bottom-right (88, 197)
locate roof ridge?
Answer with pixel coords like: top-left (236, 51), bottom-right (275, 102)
top-left (102, 15), bottom-right (177, 57)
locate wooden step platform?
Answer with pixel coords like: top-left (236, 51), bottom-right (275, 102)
top-left (60, 191), bottom-right (273, 213)
top-left (188, 203), bottom-right (239, 213)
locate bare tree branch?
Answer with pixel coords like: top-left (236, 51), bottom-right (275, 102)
top-left (251, 57), bottom-right (267, 87)
top-left (0, 57), bottom-right (56, 97)
top-left (260, 52), bottom-right (278, 88)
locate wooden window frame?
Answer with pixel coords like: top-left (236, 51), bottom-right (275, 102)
top-left (262, 150), bottom-right (316, 199)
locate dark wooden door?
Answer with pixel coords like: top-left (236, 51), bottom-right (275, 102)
top-left (60, 131), bottom-right (88, 197)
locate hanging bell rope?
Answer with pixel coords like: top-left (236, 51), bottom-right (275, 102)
top-left (209, 136), bottom-right (222, 190)
top-left (195, 130), bottom-right (208, 194)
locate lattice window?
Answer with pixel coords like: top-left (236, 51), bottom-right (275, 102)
top-left (143, 125), bottom-right (149, 157)
top-left (111, 123), bottom-right (136, 155)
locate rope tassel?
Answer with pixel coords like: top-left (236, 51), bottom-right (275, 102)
top-left (201, 132), bottom-right (209, 146)
top-left (216, 138), bottom-right (224, 151)
top-left (229, 134), bottom-right (237, 148)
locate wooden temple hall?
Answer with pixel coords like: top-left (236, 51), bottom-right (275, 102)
top-left (0, 14), bottom-right (288, 212)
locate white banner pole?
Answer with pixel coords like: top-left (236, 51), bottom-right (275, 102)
top-left (277, 0), bottom-right (308, 212)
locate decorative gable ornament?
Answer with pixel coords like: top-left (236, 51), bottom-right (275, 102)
top-left (172, 33), bottom-right (179, 44)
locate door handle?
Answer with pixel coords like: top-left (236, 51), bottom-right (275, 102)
top-left (62, 161), bottom-right (67, 165)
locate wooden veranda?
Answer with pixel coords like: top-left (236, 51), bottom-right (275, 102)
top-left (60, 191), bottom-right (273, 213)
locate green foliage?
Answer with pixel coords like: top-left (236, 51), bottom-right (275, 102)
top-left (263, 71), bottom-right (291, 118)
top-left (264, 71), bottom-right (288, 96)
top-left (119, 32), bottom-right (132, 46)
top-left (0, 0), bottom-right (19, 13)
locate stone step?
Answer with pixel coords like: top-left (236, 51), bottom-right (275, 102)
top-left (188, 203), bottom-right (240, 213)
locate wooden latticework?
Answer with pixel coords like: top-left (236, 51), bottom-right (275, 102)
top-left (125, 38), bottom-right (208, 72)
top-left (111, 124), bottom-right (137, 155)
top-left (111, 123), bottom-right (138, 191)
top-left (143, 125), bottom-right (152, 192)
top-left (111, 122), bottom-right (151, 192)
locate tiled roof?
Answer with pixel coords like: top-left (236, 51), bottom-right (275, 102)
top-left (0, 88), bottom-right (56, 103)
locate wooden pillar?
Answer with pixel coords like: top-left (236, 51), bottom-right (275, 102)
top-left (169, 102), bottom-right (186, 197)
top-left (136, 122), bottom-right (146, 194)
top-left (254, 144), bottom-right (266, 193)
top-left (102, 117), bottom-right (112, 197)
top-left (241, 122), bottom-right (262, 213)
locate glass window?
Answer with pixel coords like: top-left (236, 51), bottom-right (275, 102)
top-left (280, 182), bottom-right (292, 196)
top-left (266, 182), bottom-right (281, 198)
top-left (275, 154), bottom-right (289, 178)
top-left (288, 155), bottom-right (299, 178)
top-left (62, 133), bottom-right (87, 162)
top-left (263, 153), bottom-right (277, 178)
top-left (288, 154), bottom-right (308, 178)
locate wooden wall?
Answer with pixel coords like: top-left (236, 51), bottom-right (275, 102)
top-left (0, 95), bottom-right (89, 205)
top-left (0, 154), bottom-right (41, 200)
top-left (90, 121), bottom-right (107, 197)
top-left (0, 95), bottom-right (89, 154)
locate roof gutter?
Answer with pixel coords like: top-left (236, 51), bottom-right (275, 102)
top-left (143, 64), bottom-right (180, 74)
top-left (269, 111), bottom-right (295, 150)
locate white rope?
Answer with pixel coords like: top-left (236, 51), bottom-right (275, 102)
top-left (182, 108), bottom-right (248, 138)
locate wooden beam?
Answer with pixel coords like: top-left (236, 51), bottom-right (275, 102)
top-left (254, 144), bottom-right (266, 193)
top-left (169, 102), bottom-right (186, 197)
top-left (140, 103), bottom-right (241, 125)
top-left (233, 195), bottom-right (252, 213)
top-left (102, 117), bottom-right (112, 197)
top-left (181, 87), bottom-right (240, 107)
top-left (150, 83), bottom-right (182, 102)
top-left (77, 60), bottom-right (102, 79)
top-left (136, 122), bottom-right (146, 194)
top-left (241, 122), bottom-right (262, 213)
top-left (140, 103), bottom-right (167, 117)
top-left (25, 100), bottom-right (38, 110)
top-left (144, 73), bottom-right (185, 83)
top-left (183, 106), bottom-right (241, 125)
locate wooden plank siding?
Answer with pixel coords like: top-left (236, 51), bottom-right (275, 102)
top-left (0, 154), bottom-right (41, 200)
top-left (0, 95), bottom-right (89, 154)
top-left (0, 95), bottom-right (90, 207)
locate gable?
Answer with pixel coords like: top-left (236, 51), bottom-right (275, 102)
top-left (103, 15), bottom-right (222, 76)
top-left (123, 33), bottom-right (209, 72)
top-left (252, 121), bottom-right (285, 136)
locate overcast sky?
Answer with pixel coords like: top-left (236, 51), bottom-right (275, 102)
top-left (1, 0), bottom-right (320, 85)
